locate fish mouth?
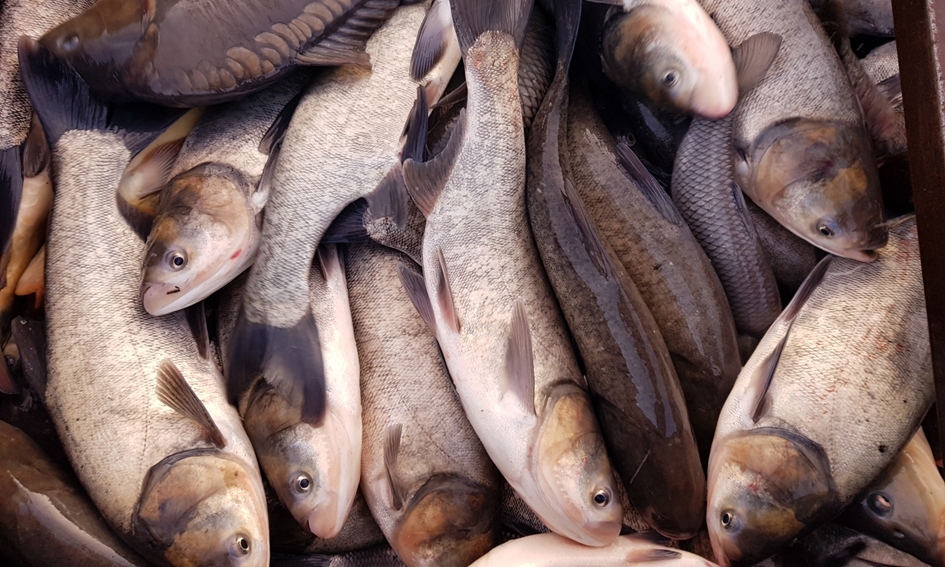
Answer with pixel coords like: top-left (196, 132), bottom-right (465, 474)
top-left (307, 503), bottom-right (342, 539)
top-left (140, 280), bottom-right (198, 316)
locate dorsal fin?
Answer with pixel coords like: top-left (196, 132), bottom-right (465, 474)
top-left (259, 88), bottom-right (306, 154)
top-left (403, 109), bottom-right (467, 217)
top-left (562, 178), bottom-right (613, 278)
top-left (156, 360), bottom-right (226, 449)
top-left (504, 300), bottom-right (535, 415)
top-left (384, 423), bottom-right (405, 511)
top-left (614, 142), bottom-right (685, 226)
top-left (397, 262), bottom-right (438, 335)
top-left (732, 33), bottom-right (782, 93)
top-left (435, 248), bottom-right (460, 333)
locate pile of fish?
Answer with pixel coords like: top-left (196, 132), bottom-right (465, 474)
top-left (0, 0), bottom-right (937, 565)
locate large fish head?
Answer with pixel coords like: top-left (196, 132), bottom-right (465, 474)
top-left (392, 473), bottom-right (498, 566)
top-left (600, 5), bottom-right (737, 118)
top-left (535, 385), bottom-right (622, 547)
top-left (135, 450), bottom-right (269, 567)
top-left (141, 167), bottom-right (255, 316)
top-left (257, 414), bottom-right (351, 539)
top-left (707, 429), bottom-right (839, 566)
top-left (39, 0), bottom-right (150, 100)
top-left (739, 119), bottom-right (887, 262)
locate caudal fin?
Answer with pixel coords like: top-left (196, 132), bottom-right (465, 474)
top-left (450, 0), bottom-right (534, 54)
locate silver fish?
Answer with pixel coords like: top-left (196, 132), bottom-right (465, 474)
top-left (269, 490), bottom-right (387, 555)
top-left (19, 38), bottom-right (269, 567)
top-left (707, 216), bottom-right (932, 566)
top-left (401, 0), bottom-right (622, 547)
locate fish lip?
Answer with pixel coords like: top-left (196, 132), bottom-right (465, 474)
top-left (140, 281), bottom-right (183, 316)
top-left (307, 505), bottom-right (342, 539)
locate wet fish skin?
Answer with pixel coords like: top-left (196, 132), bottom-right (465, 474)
top-left (699, 0), bottom-right (887, 261)
top-left (707, 216), bottom-right (932, 566)
top-left (600, 0), bottom-right (737, 118)
top-left (760, 523), bottom-right (931, 567)
top-left (347, 241), bottom-right (501, 566)
top-left (20, 37), bottom-right (269, 567)
top-left (141, 73), bottom-right (312, 316)
top-left (0, 420), bottom-right (149, 567)
top-left (809, 0), bottom-right (894, 37)
top-left (567, 76), bottom-right (741, 462)
top-left (269, 487), bottom-right (387, 555)
top-left (272, 545), bottom-right (407, 567)
top-left (861, 41), bottom-right (906, 157)
top-left (838, 428), bottom-right (945, 567)
top-left (745, 200), bottom-right (819, 298)
top-left (39, 0), bottom-right (402, 107)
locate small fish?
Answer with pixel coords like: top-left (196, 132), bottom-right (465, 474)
top-left (39, 0), bottom-right (406, 107)
top-left (707, 216), bottom-right (932, 566)
top-left (700, 0), bottom-right (887, 261)
top-left (600, 0), bottom-right (738, 118)
top-left (140, 73), bottom-right (312, 316)
top-left (348, 242), bottom-right (501, 566)
top-left (402, 0), bottom-right (622, 547)
top-left (0, 420), bottom-right (149, 567)
top-left (19, 37), bottom-right (269, 567)
top-left (671, 33), bottom-right (783, 340)
top-left (838, 428), bottom-right (945, 567)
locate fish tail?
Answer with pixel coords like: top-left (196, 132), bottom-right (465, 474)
top-left (553, 0), bottom-right (581, 70)
top-left (449, 0), bottom-right (534, 54)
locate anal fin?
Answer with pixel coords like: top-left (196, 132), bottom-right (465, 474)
top-left (156, 360), bottom-right (227, 449)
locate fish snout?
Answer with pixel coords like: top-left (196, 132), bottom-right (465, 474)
top-left (580, 517), bottom-right (623, 546)
top-left (140, 281), bottom-right (178, 316)
top-left (690, 78), bottom-right (737, 119)
top-left (307, 502), bottom-right (343, 539)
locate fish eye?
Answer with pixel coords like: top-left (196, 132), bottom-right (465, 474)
top-left (721, 510), bottom-right (737, 530)
top-left (662, 70), bottom-right (679, 88)
top-left (817, 220), bottom-right (837, 238)
top-left (165, 250), bottom-right (187, 270)
top-left (229, 534), bottom-right (251, 557)
top-left (293, 473), bottom-right (312, 494)
top-left (592, 488), bottom-right (611, 507)
top-left (868, 492), bottom-right (892, 517)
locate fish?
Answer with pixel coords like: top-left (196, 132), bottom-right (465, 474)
top-left (272, 545), bottom-right (407, 567)
top-left (226, 0), bottom-right (458, 425)
top-left (707, 215), bottom-right (932, 566)
top-left (0, 420), bottom-right (149, 567)
top-left (140, 72), bottom-right (314, 317)
top-left (0, 0), bottom-right (96, 254)
top-left (19, 37), bottom-right (269, 567)
top-left (671, 34), bottom-right (783, 341)
top-left (566, 75), bottom-right (741, 461)
top-left (760, 523), bottom-right (932, 567)
top-left (599, 0), bottom-right (738, 118)
top-left (14, 244), bottom-right (45, 309)
top-left (699, 0), bottom-right (887, 261)
top-left (468, 533), bottom-right (720, 566)
top-left (745, 200), bottom-right (820, 299)
top-left (861, 41), bottom-right (907, 157)
top-left (525, 0), bottom-right (703, 540)
top-left (809, 0), bottom-right (895, 37)
top-left (838, 428), bottom-right (945, 567)
top-left (401, 0), bottom-right (623, 547)
top-left (217, 244), bottom-right (361, 539)
top-left (39, 0), bottom-right (408, 107)
top-left (347, 241), bottom-right (501, 566)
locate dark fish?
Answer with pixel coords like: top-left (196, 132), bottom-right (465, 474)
top-left (761, 523), bottom-right (931, 567)
top-left (39, 0), bottom-right (406, 107)
top-left (745, 200), bottom-right (819, 298)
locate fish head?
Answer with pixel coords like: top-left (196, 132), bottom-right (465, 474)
top-left (257, 416), bottom-right (349, 539)
top-left (740, 119), bottom-right (887, 261)
top-left (38, 0), bottom-right (150, 100)
top-left (392, 473), bottom-right (498, 566)
top-left (135, 450), bottom-right (269, 567)
top-left (535, 386), bottom-right (622, 546)
top-left (141, 167), bottom-right (255, 316)
top-left (707, 429), bottom-right (839, 566)
top-left (600, 5), bottom-right (737, 118)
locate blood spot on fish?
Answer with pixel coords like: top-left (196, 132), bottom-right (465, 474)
top-left (231, 249), bottom-right (242, 260)
top-left (878, 445), bottom-right (887, 453)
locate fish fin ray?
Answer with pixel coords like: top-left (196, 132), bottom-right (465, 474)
top-left (156, 360), bottom-right (227, 449)
top-left (0, 146), bottom-right (23, 255)
top-left (116, 191), bottom-right (158, 240)
top-left (22, 114), bottom-right (49, 178)
top-left (553, 0), bottom-right (582, 67)
top-left (397, 262), bottom-right (438, 335)
top-left (731, 182), bottom-right (761, 242)
top-left (366, 163), bottom-right (410, 232)
top-left (449, 0), bottom-right (533, 53)
top-left (877, 74), bottom-right (902, 108)
top-left (504, 300), bottom-right (535, 415)
top-left (256, 135), bottom-right (285, 209)
top-left (780, 255), bottom-right (832, 322)
top-left (384, 423), bottom-right (405, 511)
top-left (732, 33), bottom-right (782, 93)
top-left (747, 330), bottom-right (788, 423)
top-left (402, 86), bottom-right (430, 164)
top-left (322, 199), bottom-right (371, 244)
top-left (431, 82), bottom-right (467, 111)
top-left (435, 248), bottom-right (460, 333)
top-left (411, 0), bottom-right (456, 80)
top-left (258, 89), bottom-right (306, 155)
top-left (624, 548), bottom-right (683, 562)
top-left (296, 44), bottom-right (371, 69)
top-left (403, 109), bottom-right (466, 217)
top-left (562, 178), bottom-right (613, 278)
top-left (315, 244), bottom-right (344, 283)
top-left (615, 142), bottom-right (685, 226)
top-left (185, 301), bottom-right (211, 360)
top-left (119, 138), bottom-right (184, 209)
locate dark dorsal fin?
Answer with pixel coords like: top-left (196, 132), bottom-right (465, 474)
top-left (185, 301), bottom-right (211, 360)
top-left (397, 262), bottom-right (438, 335)
top-left (411, 0), bottom-right (457, 80)
top-left (562, 178), bottom-right (613, 278)
top-left (403, 109), bottom-right (467, 217)
top-left (402, 86), bottom-right (429, 164)
top-left (294, 0), bottom-right (402, 69)
top-left (259, 87), bottom-right (306, 155)
top-left (384, 423), bottom-right (405, 511)
top-left (367, 164), bottom-right (410, 231)
top-left (156, 360), bottom-right (227, 449)
top-left (553, 0), bottom-right (581, 69)
top-left (614, 142), bottom-right (685, 226)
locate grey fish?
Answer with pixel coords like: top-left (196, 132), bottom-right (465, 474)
top-left (671, 34), bottom-right (783, 340)
top-left (526, 0), bottom-right (703, 539)
top-left (699, 0), bottom-right (887, 261)
top-left (0, 420), bottom-right (149, 567)
top-left (39, 0), bottom-right (405, 107)
top-left (347, 241), bottom-right (501, 566)
top-left (707, 216), bottom-right (932, 566)
top-left (140, 72), bottom-right (314, 317)
top-left (760, 523), bottom-right (931, 567)
top-left (227, 0), bottom-right (456, 424)
top-left (19, 38), bottom-right (269, 567)
top-left (745, 200), bottom-right (819, 297)
top-left (217, 244), bottom-right (361, 539)
top-left (401, 0), bottom-right (622, 547)
top-left (809, 0), bottom-right (894, 36)
top-left (838, 428), bottom-right (945, 567)
top-left (269, 489), bottom-right (387, 555)
top-left (567, 75), bottom-right (741, 461)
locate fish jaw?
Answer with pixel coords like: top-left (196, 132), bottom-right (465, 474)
top-left (707, 429), bottom-right (840, 566)
top-left (738, 119), bottom-right (887, 261)
top-left (134, 450), bottom-right (269, 567)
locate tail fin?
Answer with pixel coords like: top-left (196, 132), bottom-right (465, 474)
top-left (553, 0), bottom-right (581, 70)
top-left (450, 0), bottom-right (534, 54)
